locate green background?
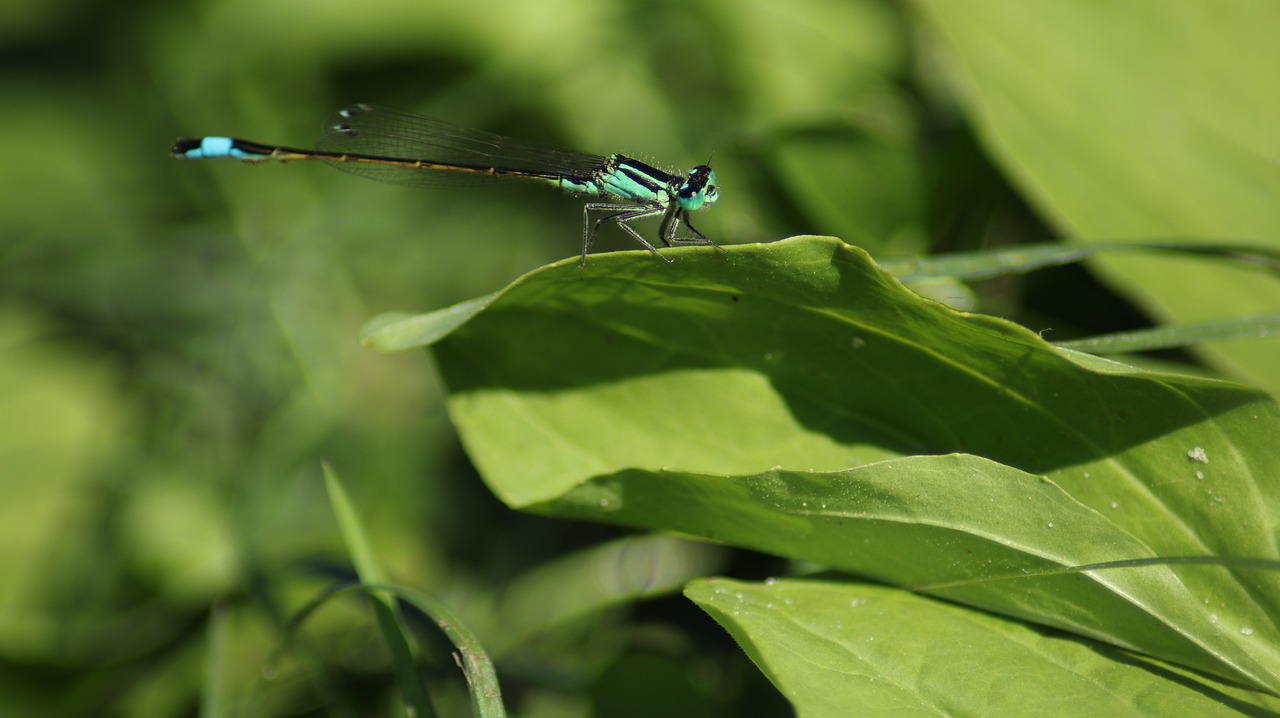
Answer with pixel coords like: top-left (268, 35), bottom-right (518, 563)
top-left (2, 0), bottom-right (1277, 715)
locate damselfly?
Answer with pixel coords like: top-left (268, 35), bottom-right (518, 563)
top-left (172, 104), bottom-right (719, 265)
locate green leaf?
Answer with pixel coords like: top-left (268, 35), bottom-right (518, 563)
top-left (1055, 313), bottom-right (1280, 354)
top-left (880, 240), bottom-right (1280, 352)
top-left (362, 292), bottom-right (502, 353)
top-left (917, 1), bottom-right (1280, 392)
top-left (285, 582), bottom-right (508, 718)
top-left (545, 456), bottom-right (1279, 691)
top-left (687, 577), bottom-right (1280, 716)
top-left (878, 239), bottom-right (1280, 283)
top-left (324, 463), bottom-right (389, 585)
top-left (324, 464), bottom-right (434, 717)
top-left (487, 534), bottom-right (727, 656)
top-left (200, 604), bottom-right (229, 718)
top-left (383, 237), bottom-right (1280, 691)
top-left (323, 465), bottom-right (508, 716)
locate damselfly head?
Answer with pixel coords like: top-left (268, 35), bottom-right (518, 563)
top-left (677, 165), bottom-right (718, 211)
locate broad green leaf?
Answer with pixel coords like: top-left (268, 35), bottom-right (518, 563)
top-left (543, 455), bottom-right (1278, 691)
top-left (370, 237), bottom-right (1280, 689)
top-left (917, 1), bottom-right (1280, 392)
top-left (687, 578), bottom-right (1280, 716)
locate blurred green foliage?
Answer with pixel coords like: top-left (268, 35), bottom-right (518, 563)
top-left (3, 0), bottom-right (1275, 715)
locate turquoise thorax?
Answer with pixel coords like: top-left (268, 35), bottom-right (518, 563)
top-left (556, 154), bottom-right (718, 212)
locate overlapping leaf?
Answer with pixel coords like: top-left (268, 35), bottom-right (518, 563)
top-left (364, 237), bottom-right (1280, 692)
top-left (688, 578), bottom-right (1280, 717)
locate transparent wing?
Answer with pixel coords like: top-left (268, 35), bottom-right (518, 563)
top-left (313, 104), bottom-right (608, 188)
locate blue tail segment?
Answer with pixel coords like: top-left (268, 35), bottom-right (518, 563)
top-left (171, 137), bottom-right (271, 161)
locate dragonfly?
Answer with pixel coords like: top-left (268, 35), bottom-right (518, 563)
top-left (172, 104), bottom-right (720, 265)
